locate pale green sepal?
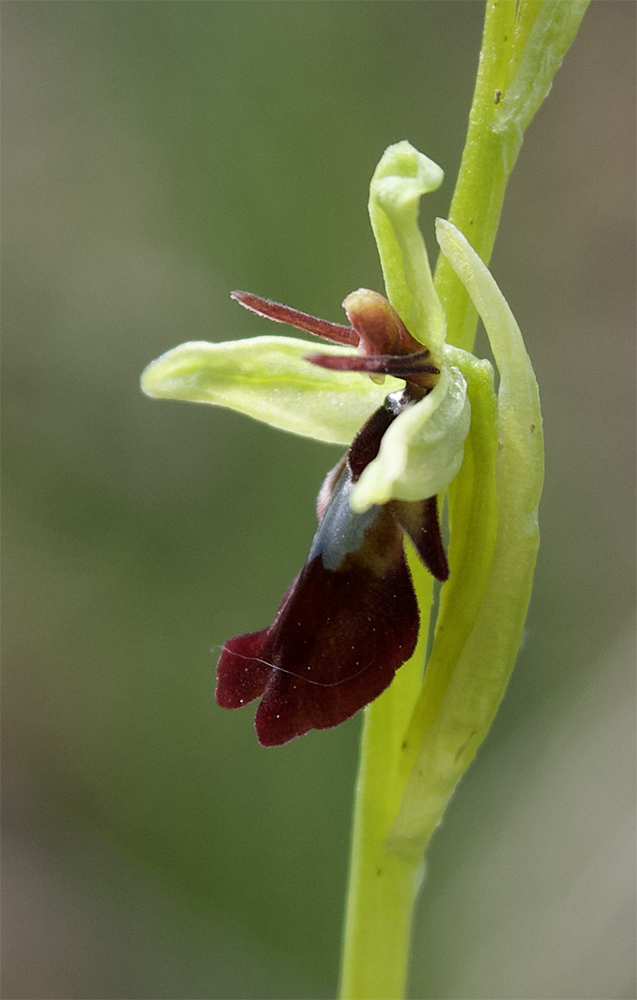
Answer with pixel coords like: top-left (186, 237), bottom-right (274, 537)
top-left (350, 364), bottom-right (470, 514)
top-left (387, 357), bottom-right (499, 859)
top-left (369, 141), bottom-right (446, 358)
top-left (435, 218), bottom-right (544, 504)
top-left (141, 337), bottom-right (400, 445)
top-left (385, 220), bottom-right (544, 861)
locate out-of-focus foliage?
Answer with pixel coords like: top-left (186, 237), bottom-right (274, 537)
top-left (2, 3), bottom-right (635, 998)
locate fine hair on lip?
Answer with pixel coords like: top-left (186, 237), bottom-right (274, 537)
top-left (218, 645), bottom-right (375, 688)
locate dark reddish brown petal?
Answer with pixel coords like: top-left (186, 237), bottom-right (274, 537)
top-left (346, 401), bottom-right (396, 481)
top-left (305, 352), bottom-right (439, 377)
top-left (231, 290), bottom-right (357, 347)
top-left (391, 496), bottom-right (449, 582)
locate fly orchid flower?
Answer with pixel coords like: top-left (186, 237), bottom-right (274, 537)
top-left (213, 287), bottom-right (455, 746)
top-left (141, 140), bottom-right (540, 752)
top-left (142, 142), bottom-right (475, 746)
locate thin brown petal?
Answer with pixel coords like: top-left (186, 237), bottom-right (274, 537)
top-left (231, 291), bottom-right (357, 346)
top-left (305, 350), bottom-right (439, 385)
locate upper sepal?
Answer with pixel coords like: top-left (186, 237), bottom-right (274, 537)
top-left (369, 141), bottom-right (447, 358)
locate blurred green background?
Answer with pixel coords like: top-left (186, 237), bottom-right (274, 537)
top-left (2, 3), bottom-right (635, 998)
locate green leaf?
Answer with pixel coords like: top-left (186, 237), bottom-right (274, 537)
top-left (141, 336), bottom-right (401, 445)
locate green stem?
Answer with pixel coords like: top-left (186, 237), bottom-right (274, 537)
top-left (435, 0), bottom-right (589, 352)
top-left (434, 0), bottom-right (516, 352)
top-left (339, 550), bottom-right (433, 1000)
top-left (339, 8), bottom-right (511, 993)
top-left (339, 2), bottom-right (589, 996)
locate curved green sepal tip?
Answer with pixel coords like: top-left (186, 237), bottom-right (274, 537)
top-left (369, 141), bottom-right (446, 358)
top-left (386, 221), bottom-right (544, 860)
top-left (141, 337), bottom-right (400, 445)
top-left (435, 217), bottom-right (544, 504)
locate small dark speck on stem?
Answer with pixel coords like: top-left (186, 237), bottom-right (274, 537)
top-left (454, 729), bottom-right (477, 763)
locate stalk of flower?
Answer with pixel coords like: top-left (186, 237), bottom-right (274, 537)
top-left (141, 3), bottom-right (590, 991)
top-left (140, 138), bottom-right (540, 990)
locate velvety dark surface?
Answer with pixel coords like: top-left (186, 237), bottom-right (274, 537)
top-left (217, 462), bottom-right (420, 745)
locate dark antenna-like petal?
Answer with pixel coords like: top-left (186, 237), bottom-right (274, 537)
top-left (305, 350), bottom-right (439, 387)
top-left (231, 291), bottom-right (358, 347)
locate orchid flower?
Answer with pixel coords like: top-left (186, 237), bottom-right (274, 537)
top-left (141, 135), bottom-right (544, 855)
top-left (141, 136), bottom-right (544, 759)
top-left (142, 142), bottom-right (481, 746)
